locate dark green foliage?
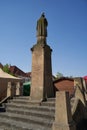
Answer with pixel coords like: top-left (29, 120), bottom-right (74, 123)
top-left (3, 64), bottom-right (10, 74)
top-left (2, 64), bottom-right (14, 76)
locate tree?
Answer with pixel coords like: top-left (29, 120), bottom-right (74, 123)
top-left (3, 64), bottom-right (10, 74)
top-left (56, 72), bottom-right (63, 79)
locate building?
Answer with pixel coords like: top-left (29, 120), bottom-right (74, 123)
top-left (0, 63), bottom-right (3, 69)
top-left (53, 77), bottom-right (74, 97)
top-left (0, 68), bottom-right (21, 101)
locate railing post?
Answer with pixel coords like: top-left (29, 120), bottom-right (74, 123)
top-left (82, 78), bottom-right (87, 100)
top-left (7, 82), bottom-right (11, 97)
top-left (74, 78), bottom-right (86, 106)
top-left (16, 82), bottom-right (20, 96)
top-left (52, 91), bottom-right (76, 130)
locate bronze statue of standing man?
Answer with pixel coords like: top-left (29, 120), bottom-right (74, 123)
top-left (36, 13), bottom-right (48, 37)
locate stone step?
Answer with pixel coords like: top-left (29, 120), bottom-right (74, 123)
top-left (6, 107), bottom-right (55, 119)
top-left (14, 96), bottom-right (30, 100)
top-left (13, 96), bottom-right (55, 101)
top-left (5, 102), bottom-right (55, 112)
top-left (0, 112), bottom-right (54, 128)
top-left (0, 117), bottom-right (52, 130)
top-left (10, 99), bottom-right (55, 107)
top-left (47, 98), bottom-right (55, 102)
top-left (41, 101), bottom-right (55, 107)
top-left (9, 99), bottom-right (41, 106)
top-left (7, 98), bottom-right (55, 107)
top-left (0, 96), bottom-right (55, 130)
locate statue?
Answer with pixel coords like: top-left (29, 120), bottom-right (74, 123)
top-left (36, 13), bottom-right (48, 37)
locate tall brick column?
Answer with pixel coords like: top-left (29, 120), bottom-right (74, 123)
top-left (30, 14), bottom-right (54, 101)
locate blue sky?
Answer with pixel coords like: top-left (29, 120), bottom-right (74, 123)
top-left (0, 0), bottom-right (87, 77)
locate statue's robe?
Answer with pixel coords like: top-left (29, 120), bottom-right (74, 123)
top-left (36, 15), bottom-right (48, 37)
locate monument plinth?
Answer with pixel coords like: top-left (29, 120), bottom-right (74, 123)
top-left (30, 13), bottom-right (54, 101)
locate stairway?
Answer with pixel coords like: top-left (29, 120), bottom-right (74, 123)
top-left (0, 96), bottom-right (55, 130)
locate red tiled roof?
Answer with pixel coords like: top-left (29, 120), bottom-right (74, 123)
top-left (9, 66), bottom-right (28, 77)
top-left (0, 63), bottom-right (3, 69)
top-left (53, 77), bottom-right (74, 97)
top-left (53, 77), bottom-right (74, 83)
top-left (26, 72), bottom-right (31, 78)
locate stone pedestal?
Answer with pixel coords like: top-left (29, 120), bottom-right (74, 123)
top-left (53, 91), bottom-right (76, 130)
top-left (30, 42), bottom-right (54, 101)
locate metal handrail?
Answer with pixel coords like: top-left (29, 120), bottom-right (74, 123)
top-left (0, 96), bottom-right (10, 106)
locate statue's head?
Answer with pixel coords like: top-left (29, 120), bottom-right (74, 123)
top-left (41, 12), bottom-right (45, 18)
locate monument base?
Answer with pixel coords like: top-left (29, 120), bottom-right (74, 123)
top-left (30, 42), bottom-right (54, 101)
